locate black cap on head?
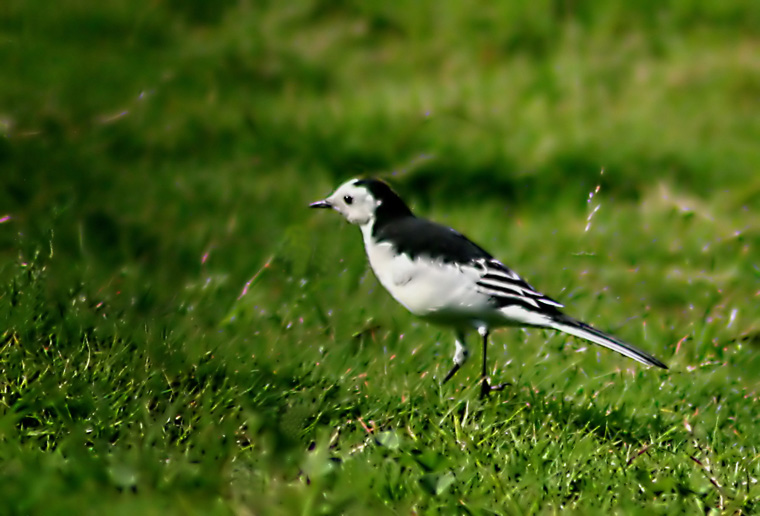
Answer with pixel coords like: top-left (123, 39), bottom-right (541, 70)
top-left (354, 178), bottom-right (413, 221)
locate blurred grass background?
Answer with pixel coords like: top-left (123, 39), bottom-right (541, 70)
top-left (2, 0), bottom-right (760, 513)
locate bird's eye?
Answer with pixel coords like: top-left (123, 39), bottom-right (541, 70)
top-left (343, 195), bottom-right (353, 205)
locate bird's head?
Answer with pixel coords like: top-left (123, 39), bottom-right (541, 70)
top-left (310, 178), bottom-right (412, 227)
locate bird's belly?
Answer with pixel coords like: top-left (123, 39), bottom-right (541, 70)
top-left (366, 243), bottom-right (491, 322)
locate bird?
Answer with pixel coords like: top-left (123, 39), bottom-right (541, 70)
top-left (310, 178), bottom-right (667, 397)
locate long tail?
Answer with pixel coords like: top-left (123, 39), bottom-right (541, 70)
top-left (548, 315), bottom-right (668, 369)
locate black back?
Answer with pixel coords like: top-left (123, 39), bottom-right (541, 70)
top-left (373, 216), bottom-right (494, 263)
top-left (357, 178), bottom-right (492, 263)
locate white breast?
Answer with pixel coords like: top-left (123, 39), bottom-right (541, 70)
top-left (361, 233), bottom-right (494, 323)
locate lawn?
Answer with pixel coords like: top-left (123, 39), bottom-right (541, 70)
top-left (2, 1), bottom-right (760, 513)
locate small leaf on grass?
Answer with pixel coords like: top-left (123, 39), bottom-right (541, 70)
top-left (411, 448), bottom-right (448, 472)
top-left (108, 463), bottom-right (138, 490)
top-left (376, 429), bottom-right (401, 450)
top-left (419, 471), bottom-right (455, 496)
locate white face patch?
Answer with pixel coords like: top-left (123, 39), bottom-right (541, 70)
top-left (323, 179), bottom-right (381, 227)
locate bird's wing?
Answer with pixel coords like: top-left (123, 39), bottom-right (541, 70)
top-left (373, 217), bottom-right (563, 312)
top-left (473, 258), bottom-right (565, 312)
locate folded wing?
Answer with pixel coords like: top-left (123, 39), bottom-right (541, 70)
top-left (474, 258), bottom-right (564, 312)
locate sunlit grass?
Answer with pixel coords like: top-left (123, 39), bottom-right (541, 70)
top-left (2, 0), bottom-right (760, 513)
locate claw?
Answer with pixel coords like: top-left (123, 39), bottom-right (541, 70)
top-left (480, 378), bottom-right (509, 398)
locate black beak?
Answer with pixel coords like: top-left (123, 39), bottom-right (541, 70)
top-left (309, 200), bottom-right (332, 209)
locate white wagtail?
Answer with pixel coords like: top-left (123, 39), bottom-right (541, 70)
top-left (310, 178), bottom-right (667, 397)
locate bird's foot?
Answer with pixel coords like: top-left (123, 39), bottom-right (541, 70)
top-left (480, 378), bottom-right (508, 398)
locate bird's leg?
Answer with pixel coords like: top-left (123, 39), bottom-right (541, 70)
top-left (478, 325), bottom-right (507, 398)
top-left (442, 331), bottom-right (468, 384)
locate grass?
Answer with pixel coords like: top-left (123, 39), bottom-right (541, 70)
top-left (2, 0), bottom-right (760, 513)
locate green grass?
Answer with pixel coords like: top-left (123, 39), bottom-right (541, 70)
top-left (2, 0), bottom-right (760, 513)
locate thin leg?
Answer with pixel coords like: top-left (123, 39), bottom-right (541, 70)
top-left (443, 331), bottom-right (468, 384)
top-left (480, 326), bottom-right (489, 379)
top-left (478, 325), bottom-right (507, 398)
